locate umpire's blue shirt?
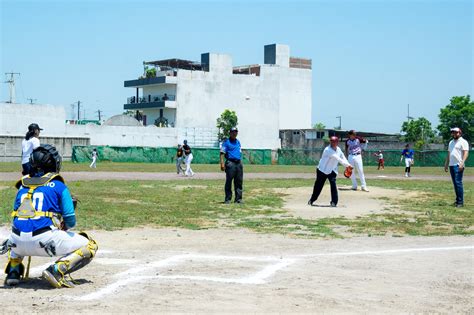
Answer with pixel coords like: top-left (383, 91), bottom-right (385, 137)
top-left (221, 138), bottom-right (242, 161)
top-left (13, 179), bottom-right (75, 232)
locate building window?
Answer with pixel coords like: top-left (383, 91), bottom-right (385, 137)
top-left (305, 131), bottom-right (316, 140)
top-left (316, 131), bottom-right (325, 139)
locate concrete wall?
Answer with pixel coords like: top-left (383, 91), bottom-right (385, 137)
top-left (0, 135), bottom-right (89, 162)
top-left (0, 103), bottom-right (67, 136)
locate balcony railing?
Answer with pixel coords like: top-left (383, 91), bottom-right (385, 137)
top-left (127, 94), bottom-right (176, 104)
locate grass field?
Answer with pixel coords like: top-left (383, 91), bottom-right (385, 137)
top-left (0, 161), bottom-right (453, 175)
top-left (1, 177), bottom-right (471, 238)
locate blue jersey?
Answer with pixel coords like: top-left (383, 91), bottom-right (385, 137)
top-left (221, 138), bottom-right (242, 161)
top-left (13, 179), bottom-right (75, 232)
top-left (401, 149), bottom-right (414, 159)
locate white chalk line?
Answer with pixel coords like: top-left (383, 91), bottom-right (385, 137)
top-left (296, 245), bottom-right (474, 258)
top-left (69, 254), bottom-right (296, 301)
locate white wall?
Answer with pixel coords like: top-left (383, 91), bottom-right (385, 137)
top-left (0, 103), bottom-right (67, 136)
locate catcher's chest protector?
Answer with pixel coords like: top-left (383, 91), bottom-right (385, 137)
top-left (12, 173), bottom-right (64, 219)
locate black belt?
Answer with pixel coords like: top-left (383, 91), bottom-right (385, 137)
top-left (227, 159), bottom-right (241, 163)
top-left (350, 153), bottom-right (361, 155)
top-left (12, 226), bottom-right (52, 237)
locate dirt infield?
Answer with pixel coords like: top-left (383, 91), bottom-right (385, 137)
top-left (0, 227), bottom-right (472, 313)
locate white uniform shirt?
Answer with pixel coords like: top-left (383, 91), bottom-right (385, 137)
top-left (448, 137), bottom-right (469, 166)
top-left (318, 145), bottom-right (351, 175)
top-left (21, 137), bottom-right (40, 164)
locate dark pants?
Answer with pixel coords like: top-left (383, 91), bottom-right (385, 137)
top-left (449, 165), bottom-right (464, 205)
top-left (225, 160), bottom-right (243, 202)
top-left (310, 169), bottom-right (338, 205)
top-left (21, 162), bottom-right (32, 176)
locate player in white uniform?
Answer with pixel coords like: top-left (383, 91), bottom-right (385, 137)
top-left (183, 140), bottom-right (194, 177)
top-left (21, 123), bottom-right (42, 175)
top-left (345, 130), bottom-right (369, 192)
top-left (89, 148), bottom-right (98, 168)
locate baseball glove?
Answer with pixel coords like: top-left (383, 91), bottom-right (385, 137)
top-left (344, 166), bottom-right (353, 178)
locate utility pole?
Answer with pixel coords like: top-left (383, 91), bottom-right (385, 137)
top-left (27, 98), bottom-right (37, 104)
top-left (4, 72), bottom-right (20, 103)
top-left (336, 116), bottom-right (342, 130)
top-left (407, 104), bottom-right (414, 121)
top-left (77, 101), bottom-right (81, 121)
top-left (96, 109), bottom-right (102, 121)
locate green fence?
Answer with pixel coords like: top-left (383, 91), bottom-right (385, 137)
top-left (72, 146), bottom-right (272, 165)
top-left (72, 146), bottom-right (473, 167)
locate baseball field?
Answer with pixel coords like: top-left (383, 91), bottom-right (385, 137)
top-left (0, 163), bottom-right (472, 313)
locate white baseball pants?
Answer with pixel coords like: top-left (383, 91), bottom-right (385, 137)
top-left (8, 228), bottom-right (89, 259)
top-left (404, 158), bottom-right (413, 167)
top-left (185, 153), bottom-right (194, 176)
top-left (90, 157), bottom-right (97, 168)
top-left (348, 154), bottom-right (367, 188)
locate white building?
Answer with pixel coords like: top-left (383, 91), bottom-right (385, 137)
top-left (124, 44), bottom-right (312, 149)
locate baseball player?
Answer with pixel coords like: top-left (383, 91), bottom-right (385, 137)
top-left (183, 140), bottom-right (194, 176)
top-left (345, 130), bottom-right (369, 191)
top-left (21, 123), bottom-right (42, 175)
top-left (89, 148), bottom-right (98, 168)
top-left (373, 150), bottom-right (384, 170)
top-left (1, 144), bottom-right (98, 288)
top-left (400, 144), bottom-right (414, 177)
top-left (175, 144), bottom-right (184, 174)
top-left (308, 136), bottom-right (352, 207)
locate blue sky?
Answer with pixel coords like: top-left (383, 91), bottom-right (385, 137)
top-left (1, 0), bottom-right (472, 133)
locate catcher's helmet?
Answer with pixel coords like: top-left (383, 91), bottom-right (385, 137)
top-left (29, 144), bottom-right (62, 174)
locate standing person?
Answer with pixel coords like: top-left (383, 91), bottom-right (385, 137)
top-left (220, 127), bottom-right (243, 204)
top-left (182, 140), bottom-right (194, 176)
top-left (21, 123), bottom-right (42, 175)
top-left (89, 148), bottom-right (98, 169)
top-left (400, 144), bottom-right (415, 177)
top-left (1, 144), bottom-right (98, 287)
top-left (175, 144), bottom-right (184, 174)
top-left (373, 150), bottom-right (385, 170)
top-left (308, 136), bottom-right (353, 207)
top-left (345, 130), bottom-right (369, 192)
top-left (444, 127), bottom-right (469, 208)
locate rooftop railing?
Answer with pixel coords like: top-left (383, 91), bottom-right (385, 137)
top-left (127, 94), bottom-right (176, 104)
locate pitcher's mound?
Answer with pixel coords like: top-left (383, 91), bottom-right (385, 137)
top-left (276, 186), bottom-right (409, 219)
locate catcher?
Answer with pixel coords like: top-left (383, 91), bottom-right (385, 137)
top-left (308, 136), bottom-right (353, 207)
top-left (1, 144), bottom-right (98, 288)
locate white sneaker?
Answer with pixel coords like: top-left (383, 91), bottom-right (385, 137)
top-left (361, 187), bottom-right (370, 192)
top-left (405, 173), bottom-right (408, 177)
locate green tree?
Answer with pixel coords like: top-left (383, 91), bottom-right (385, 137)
top-left (401, 117), bottom-right (435, 149)
top-left (313, 122), bottom-right (326, 130)
top-left (437, 95), bottom-right (474, 143)
top-left (216, 109), bottom-right (238, 142)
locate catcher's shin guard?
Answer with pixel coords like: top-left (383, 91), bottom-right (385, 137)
top-left (42, 232), bottom-right (98, 288)
top-left (4, 256), bottom-right (25, 286)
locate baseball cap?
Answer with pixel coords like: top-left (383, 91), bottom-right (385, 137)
top-left (28, 123), bottom-right (43, 131)
top-left (230, 127), bottom-right (238, 132)
top-left (450, 127), bottom-right (461, 133)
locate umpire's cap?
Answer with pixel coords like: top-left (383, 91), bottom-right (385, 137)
top-left (28, 123), bottom-right (43, 131)
top-left (230, 127), bottom-right (238, 132)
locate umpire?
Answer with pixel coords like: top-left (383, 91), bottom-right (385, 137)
top-left (220, 127), bottom-right (243, 204)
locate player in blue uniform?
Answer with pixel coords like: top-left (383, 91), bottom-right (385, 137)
top-left (400, 144), bottom-right (415, 177)
top-left (220, 127), bottom-right (243, 204)
top-left (1, 144), bottom-right (98, 288)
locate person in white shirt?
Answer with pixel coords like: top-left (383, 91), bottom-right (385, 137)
top-left (21, 123), bottom-right (42, 175)
top-left (90, 148), bottom-right (98, 168)
top-left (444, 127), bottom-right (469, 207)
top-left (308, 136), bottom-right (353, 207)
